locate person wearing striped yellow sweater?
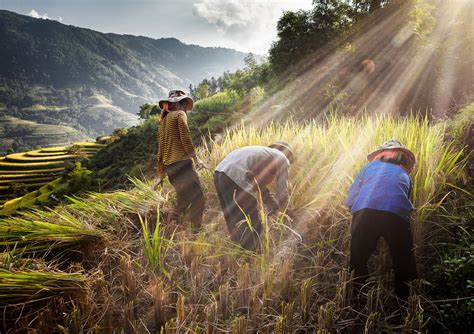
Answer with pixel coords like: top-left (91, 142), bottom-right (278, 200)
top-left (156, 90), bottom-right (205, 230)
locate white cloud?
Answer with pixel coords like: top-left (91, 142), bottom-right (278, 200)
top-left (29, 9), bottom-right (64, 23)
top-left (192, 0), bottom-right (312, 53)
top-left (193, 0), bottom-right (271, 35)
top-left (29, 9), bottom-right (49, 20)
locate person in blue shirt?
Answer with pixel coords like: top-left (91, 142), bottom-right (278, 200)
top-left (346, 139), bottom-right (418, 300)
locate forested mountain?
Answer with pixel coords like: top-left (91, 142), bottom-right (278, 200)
top-left (0, 10), bottom-right (247, 152)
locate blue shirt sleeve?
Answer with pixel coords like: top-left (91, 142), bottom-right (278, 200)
top-left (398, 173), bottom-right (411, 195)
top-left (346, 164), bottom-right (367, 208)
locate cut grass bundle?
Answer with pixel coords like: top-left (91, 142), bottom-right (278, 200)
top-left (0, 212), bottom-right (102, 253)
top-left (0, 269), bottom-right (85, 305)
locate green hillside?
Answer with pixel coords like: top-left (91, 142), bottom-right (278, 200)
top-left (0, 116), bottom-right (88, 152)
top-left (0, 9), bottom-right (247, 149)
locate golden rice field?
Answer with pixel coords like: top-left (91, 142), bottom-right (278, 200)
top-left (0, 113), bottom-right (470, 332)
top-left (5, 153), bottom-right (77, 162)
top-left (0, 177), bottom-right (56, 185)
top-left (0, 142), bottom-right (104, 204)
top-left (24, 150), bottom-right (71, 157)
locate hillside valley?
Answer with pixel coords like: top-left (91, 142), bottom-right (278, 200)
top-left (0, 10), bottom-right (247, 152)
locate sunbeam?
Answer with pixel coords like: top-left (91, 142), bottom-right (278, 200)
top-left (247, 0), bottom-right (472, 126)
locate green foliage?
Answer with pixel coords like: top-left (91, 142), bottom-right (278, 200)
top-left (138, 103), bottom-right (160, 120)
top-left (444, 103), bottom-right (474, 149)
top-left (194, 55), bottom-right (270, 101)
top-left (432, 226), bottom-right (474, 330)
top-left (139, 209), bottom-right (174, 276)
top-left (86, 116), bottom-right (160, 189)
top-left (112, 128), bottom-right (128, 138)
top-left (0, 207), bottom-right (100, 252)
top-left (66, 144), bottom-right (82, 155)
top-left (269, 1), bottom-right (356, 73)
top-left (323, 84), bottom-right (352, 113)
top-left (409, 0), bottom-right (436, 38)
top-left (198, 83), bottom-right (209, 99)
top-left (66, 162), bottom-right (93, 193)
top-left (189, 91), bottom-right (241, 138)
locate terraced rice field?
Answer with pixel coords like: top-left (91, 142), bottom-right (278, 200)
top-left (0, 142), bottom-right (105, 203)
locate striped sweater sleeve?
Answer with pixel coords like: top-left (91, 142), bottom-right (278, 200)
top-left (156, 125), bottom-right (165, 178)
top-left (177, 111), bottom-right (196, 157)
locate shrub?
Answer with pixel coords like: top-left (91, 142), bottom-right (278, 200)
top-left (432, 226), bottom-right (474, 330)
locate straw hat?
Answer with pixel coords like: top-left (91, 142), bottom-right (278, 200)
top-left (159, 90), bottom-right (193, 110)
top-left (269, 141), bottom-right (294, 163)
top-left (367, 139), bottom-right (415, 163)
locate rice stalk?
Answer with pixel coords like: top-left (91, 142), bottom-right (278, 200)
top-left (0, 270), bottom-right (85, 305)
top-left (365, 312), bottom-right (381, 334)
top-left (317, 302), bottom-right (334, 333)
top-left (231, 315), bottom-right (248, 334)
top-left (300, 277), bottom-right (313, 323)
top-left (153, 278), bottom-right (167, 332)
top-left (237, 262), bottom-right (251, 309)
top-left (275, 301), bottom-right (294, 334)
top-left (218, 282), bottom-right (231, 319)
top-left (176, 293), bottom-right (186, 325)
top-left (0, 214), bottom-right (102, 253)
top-left (404, 294), bottom-right (429, 332)
top-left (204, 301), bottom-right (217, 334)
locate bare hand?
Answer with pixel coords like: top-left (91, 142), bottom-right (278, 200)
top-left (153, 178), bottom-right (163, 190)
top-left (193, 156), bottom-right (208, 170)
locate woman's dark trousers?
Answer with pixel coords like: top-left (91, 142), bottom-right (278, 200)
top-left (165, 160), bottom-right (205, 229)
top-left (349, 208), bottom-right (418, 300)
top-left (214, 171), bottom-right (262, 251)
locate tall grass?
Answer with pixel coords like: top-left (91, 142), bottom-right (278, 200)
top-left (204, 114), bottom-right (465, 242)
top-left (139, 208), bottom-right (175, 276)
top-left (0, 113), bottom-right (468, 332)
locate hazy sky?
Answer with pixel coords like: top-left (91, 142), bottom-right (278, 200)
top-left (0, 0), bottom-right (313, 54)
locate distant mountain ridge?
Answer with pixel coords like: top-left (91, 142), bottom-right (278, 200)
top-left (0, 10), bottom-right (247, 151)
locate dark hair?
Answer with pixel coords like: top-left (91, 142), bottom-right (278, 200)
top-left (168, 99), bottom-right (189, 111)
